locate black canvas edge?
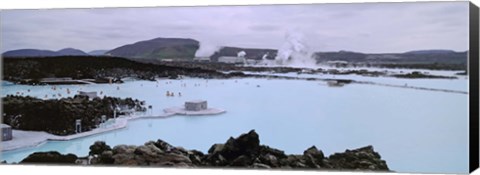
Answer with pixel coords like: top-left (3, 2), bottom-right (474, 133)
top-left (470, 1), bottom-right (480, 173)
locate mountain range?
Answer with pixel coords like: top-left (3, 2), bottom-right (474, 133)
top-left (313, 50), bottom-right (467, 65)
top-left (2, 37), bottom-right (467, 66)
top-left (3, 48), bottom-right (90, 57)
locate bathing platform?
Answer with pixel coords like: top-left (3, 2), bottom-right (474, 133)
top-left (2, 107), bottom-right (226, 152)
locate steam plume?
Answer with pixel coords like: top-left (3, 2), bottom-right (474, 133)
top-left (195, 41), bottom-right (220, 57)
top-left (275, 30), bottom-right (317, 67)
top-left (237, 51), bottom-right (246, 58)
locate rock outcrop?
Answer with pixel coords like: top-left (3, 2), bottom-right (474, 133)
top-left (16, 130), bottom-right (389, 171)
top-left (2, 95), bottom-right (146, 135)
top-left (20, 151), bottom-right (78, 164)
top-left (82, 130), bottom-right (389, 171)
top-left (328, 145), bottom-right (389, 170)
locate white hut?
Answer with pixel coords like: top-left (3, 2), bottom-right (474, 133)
top-left (78, 91), bottom-right (98, 99)
top-left (2, 124), bottom-right (13, 141)
top-left (185, 100), bottom-right (208, 111)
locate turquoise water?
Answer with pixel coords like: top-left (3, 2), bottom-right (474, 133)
top-left (0, 77), bottom-right (469, 173)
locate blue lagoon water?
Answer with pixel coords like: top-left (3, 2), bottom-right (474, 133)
top-left (0, 77), bottom-right (469, 174)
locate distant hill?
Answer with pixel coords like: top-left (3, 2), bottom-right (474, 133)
top-left (2, 49), bottom-right (59, 57)
top-left (88, 50), bottom-right (110, 56)
top-left (2, 48), bottom-right (88, 57)
top-left (404, 49), bottom-right (456, 55)
top-left (210, 46), bottom-right (278, 62)
top-left (106, 37), bottom-right (199, 60)
top-left (56, 48), bottom-right (88, 56)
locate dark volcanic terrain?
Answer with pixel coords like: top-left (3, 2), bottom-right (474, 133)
top-left (2, 56), bottom-right (229, 85)
top-left (3, 55), bottom-right (458, 86)
top-left (18, 130), bottom-right (390, 171)
top-left (2, 95), bottom-right (145, 135)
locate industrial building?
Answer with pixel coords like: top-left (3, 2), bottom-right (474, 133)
top-left (218, 56), bottom-right (246, 64)
top-left (193, 57), bottom-right (211, 62)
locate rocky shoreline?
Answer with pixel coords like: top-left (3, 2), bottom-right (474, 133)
top-left (2, 56), bottom-right (231, 85)
top-left (157, 61), bottom-right (458, 79)
top-left (3, 56), bottom-right (459, 86)
top-left (17, 130), bottom-right (390, 171)
top-left (2, 95), bottom-right (146, 135)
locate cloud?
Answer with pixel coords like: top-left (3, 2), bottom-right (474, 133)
top-left (0, 2), bottom-right (469, 53)
top-left (248, 24), bottom-right (281, 32)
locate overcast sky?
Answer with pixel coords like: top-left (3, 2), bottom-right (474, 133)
top-left (0, 1), bottom-right (469, 54)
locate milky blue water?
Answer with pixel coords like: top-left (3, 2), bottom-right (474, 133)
top-left (244, 70), bottom-right (468, 92)
top-left (0, 76), bottom-right (469, 174)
